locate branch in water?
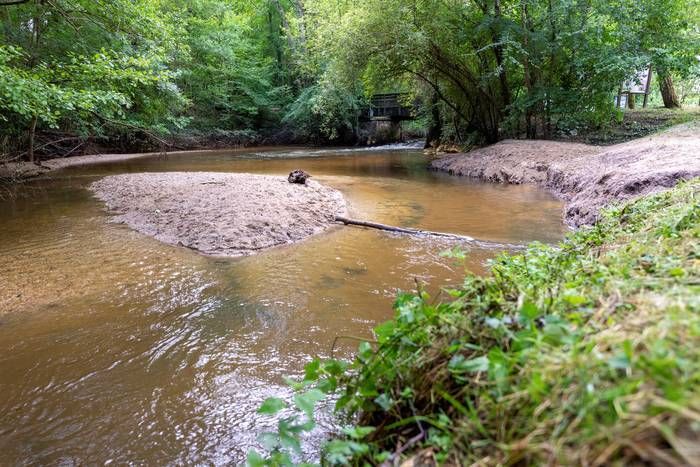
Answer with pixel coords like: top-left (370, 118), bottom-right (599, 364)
top-left (334, 215), bottom-right (526, 250)
top-left (335, 215), bottom-right (474, 241)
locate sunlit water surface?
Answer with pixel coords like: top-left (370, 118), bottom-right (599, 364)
top-left (0, 146), bottom-right (566, 464)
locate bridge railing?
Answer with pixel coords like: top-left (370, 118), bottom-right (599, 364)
top-left (364, 93), bottom-right (414, 120)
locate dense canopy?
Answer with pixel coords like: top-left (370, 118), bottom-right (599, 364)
top-left (1, 0), bottom-right (698, 157)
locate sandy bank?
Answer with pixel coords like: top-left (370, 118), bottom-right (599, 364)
top-left (431, 123), bottom-right (700, 226)
top-left (1, 148), bottom-right (259, 180)
top-left (90, 172), bottom-right (347, 257)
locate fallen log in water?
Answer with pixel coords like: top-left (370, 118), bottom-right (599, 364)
top-left (335, 215), bottom-right (474, 241)
top-left (334, 215), bottom-right (527, 251)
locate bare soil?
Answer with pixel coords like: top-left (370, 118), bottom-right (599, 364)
top-left (431, 123), bottom-right (700, 226)
top-left (90, 172), bottom-right (347, 257)
top-left (0, 149), bottom-right (250, 181)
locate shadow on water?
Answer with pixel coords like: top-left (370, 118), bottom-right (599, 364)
top-left (0, 146), bottom-right (566, 464)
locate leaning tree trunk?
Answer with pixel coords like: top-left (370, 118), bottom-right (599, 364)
top-left (424, 91), bottom-right (442, 149)
top-left (492, 0), bottom-right (511, 110)
top-left (27, 115), bottom-right (37, 164)
top-left (659, 74), bottom-right (681, 109)
top-left (521, 0), bottom-right (536, 138)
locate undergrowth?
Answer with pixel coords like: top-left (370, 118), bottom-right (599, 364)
top-left (566, 107), bottom-right (700, 145)
top-left (250, 179), bottom-right (700, 466)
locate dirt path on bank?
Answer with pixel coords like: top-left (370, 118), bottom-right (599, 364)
top-left (91, 172), bottom-right (347, 257)
top-left (431, 123), bottom-right (700, 226)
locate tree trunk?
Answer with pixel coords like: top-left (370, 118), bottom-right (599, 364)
top-left (28, 0), bottom-right (43, 67)
top-left (616, 83), bottom-right (623, 108)
top-left (627, 93), bottom-right (635, 109)
top-left (642, 64), bottom-right (652, 108)
top-left (424, 91), bottom-right (442, 149)
top-left (492, 0), bottom-right (510, 109)
top-left (659, 74), bottom-right (681, 108)
top-left (521, 0), bottom-right (536, 138)
top-left (27, 115), bottom-right (37, 164)
top-left (544, 0), bottom-right (556, 138)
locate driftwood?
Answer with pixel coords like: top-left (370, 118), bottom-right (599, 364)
top-left (335, 215), bottom-right (474, 241)
top-left (334, 216), bottom-right (527, 251)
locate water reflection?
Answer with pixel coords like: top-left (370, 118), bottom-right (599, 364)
top-left (0, 148), bottom-right (565, 464)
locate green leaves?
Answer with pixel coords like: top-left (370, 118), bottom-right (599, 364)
top-left (373, 320), bottom-right (396, 343)
top-left (245, 450), bottom-right (267, 467)
top-left (448, 354), bottom-right (489, 374)
top-left (342, 426), bottom-right (376, 439)
top-left (608, 340), bottom-right (634, 371)
top-left (373, 393), bottom-right (394, 411)
top-left (293, 389), bottom-right (325, 417)
top-left (178, 0), bottom-right (283, 132)
top-left (518, 301), bottom-right (540, 324)
top-left (324, 439), bottom-right (371, 465)
top-left (258, 397), bottom-right (287, 415)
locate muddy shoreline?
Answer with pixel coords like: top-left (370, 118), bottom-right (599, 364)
top-left (431, 123), bottom-right (700, 226)
top-left (0, 147), bottom-right (293, 181)
top-left (90, 172), bottom-right (347, 257)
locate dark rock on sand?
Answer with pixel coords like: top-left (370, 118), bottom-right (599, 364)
top-left (288, 169), bottom-right (311, 184)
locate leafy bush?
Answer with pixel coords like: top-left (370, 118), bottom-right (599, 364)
top-left (283, 76), bottom-right (365, 144)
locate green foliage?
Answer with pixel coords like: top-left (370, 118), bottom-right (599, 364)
top-left (251, 179), bottom-right (700, 465)
top-left (621, 0), bottom-right (700, 78)
top-left (299, 0), bottom-right (699, 143)
top-left (0, 0), bottom-right (288, 157)
top-left (2, 0), bottom-right (698, 156)
top-left (0, 0), bottom-right (187, 157)
top-left (170, 0), bottom-right (285, 132)
top-left (283, 76), bottom-right (365, 143)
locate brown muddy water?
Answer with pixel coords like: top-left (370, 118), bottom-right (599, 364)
top-left (0, 146), bottom-right (566, 464)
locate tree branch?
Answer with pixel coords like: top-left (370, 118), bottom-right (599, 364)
top-left (0, 0), bottom-right (31, 6)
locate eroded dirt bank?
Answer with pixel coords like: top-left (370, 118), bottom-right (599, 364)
top-left (90, 172), bottom-right (347, 256)
top-left (431, 123), bottom-right (700, 226)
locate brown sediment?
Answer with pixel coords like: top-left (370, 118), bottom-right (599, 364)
top-left (0, 147), bottom-right (295, 181)
top-left (430, 123), bottom-right (700, 226)
top-left (1, 151), bottom-right (173, 179)
top-left (90, 172), bottom-right (347, 257)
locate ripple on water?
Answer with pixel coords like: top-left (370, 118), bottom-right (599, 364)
top-left (0, 149), bottom-right (566, 464)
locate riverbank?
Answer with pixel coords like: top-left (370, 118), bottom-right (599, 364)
top-left (262, 179), bottom-right (700, 465)
top-left (431, 122), bottom-right (700, 226)
top-left (90, 172), bottom-right (347, 257)
top-left (0, 142), bottom-right (423, 184)
top-left (0, 148), bottom-right (279, 182)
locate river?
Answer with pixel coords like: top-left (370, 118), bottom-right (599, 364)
top-left (0, 146), bottom-right (566, 464)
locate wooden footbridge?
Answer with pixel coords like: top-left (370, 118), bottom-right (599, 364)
top-left (365, 93), bottom-right (414, 121)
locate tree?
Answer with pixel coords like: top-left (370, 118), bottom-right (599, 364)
top-left (0, 0), bottom-right (185, 160)
top-left (2, 0), bottom-right (698, 156)
top-left (300, 0), bottom-right (640, 143)
top-left (166, 0), bottom-right (282, 132)
top-left (627, 0), bottom-right (700, 108)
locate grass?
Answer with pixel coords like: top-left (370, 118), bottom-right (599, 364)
top-left (251, 179), bottom-right (700, 466)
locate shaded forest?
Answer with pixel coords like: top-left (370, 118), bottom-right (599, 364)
top-left (1, 0), bottom-right (698, 160)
